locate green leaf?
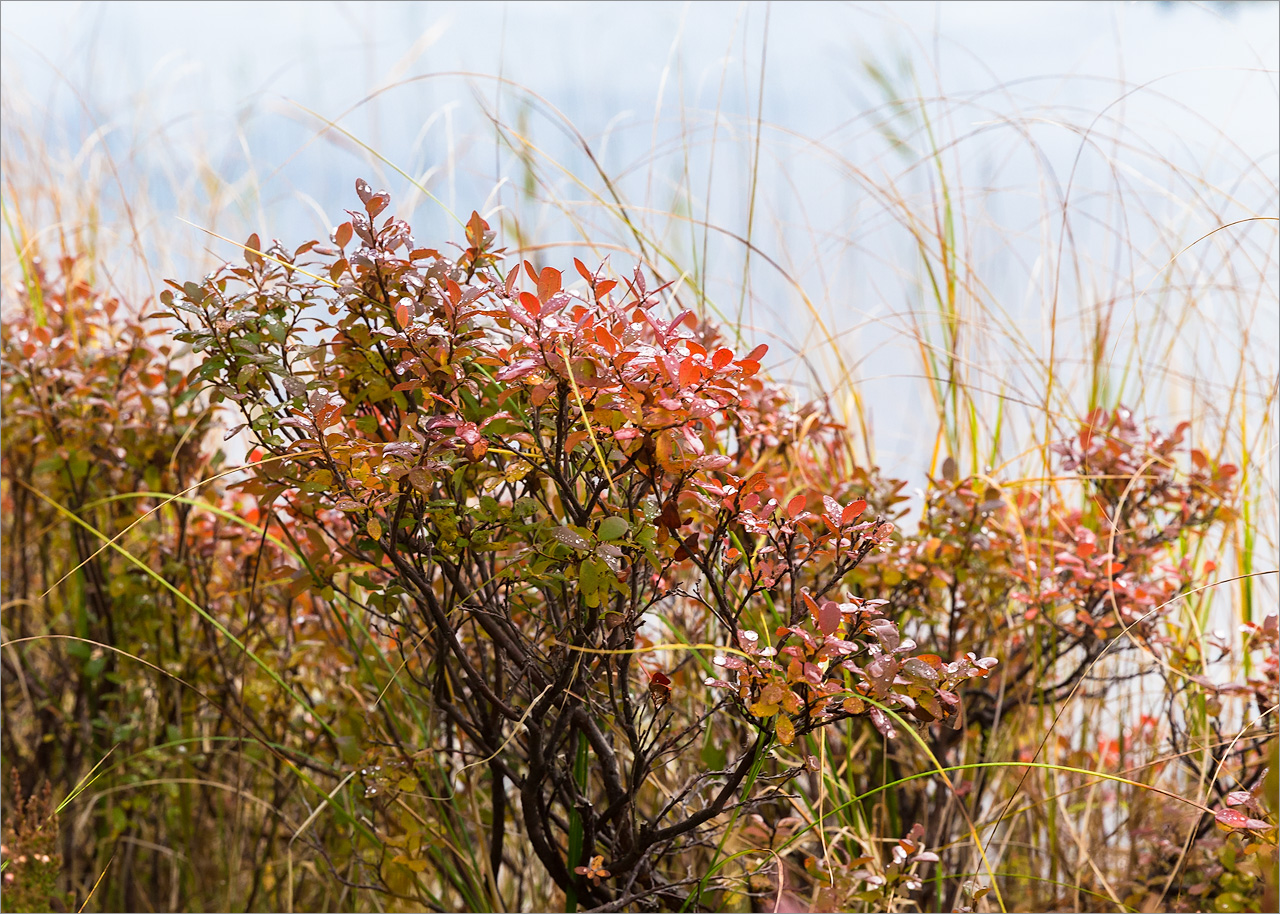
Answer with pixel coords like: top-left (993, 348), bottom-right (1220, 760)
top-left (551, 526), bottom-right (591, 551)
top-left (596, 516), bottom-right (629, 541)
top-left (580, 557), bottom-right (601, 607)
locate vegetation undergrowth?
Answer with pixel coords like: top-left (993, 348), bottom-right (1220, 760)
top-left (2, 16), bottom-right (1277, 911)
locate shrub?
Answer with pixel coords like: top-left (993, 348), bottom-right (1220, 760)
top-left (161, 180), bottom-right (999, 909)
top-left (1, 248), bottom-right (354, 910)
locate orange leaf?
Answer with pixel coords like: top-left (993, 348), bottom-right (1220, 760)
top-left (395, 303), bottom-right (411, 328)
top-left (801, 589), bottom-right (820, 620)
top-left (595, 326), bottom-right (619, 356)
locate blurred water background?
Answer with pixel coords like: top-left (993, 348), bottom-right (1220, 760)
top-left (2, 1), bottom-right (1276, 540)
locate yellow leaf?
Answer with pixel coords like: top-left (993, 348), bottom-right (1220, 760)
top-left (367, 518), bottom-right (383, 541)
top-left (776, 715), bottom-right (796, 746)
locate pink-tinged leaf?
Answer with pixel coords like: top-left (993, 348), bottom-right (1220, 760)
top-left (865, 619), bottom-right (901, 652)
top-left (818, 600), bottom-right (842, 636)
top-left (841, 499), bottom-right (867, 525)
top-left (496, 359), bottom-right (540, 382)
top-left (395, 302), bottom-right (411, 328)
top-left (787, 494), bottom-right (807, 518)
top-left (822, 495), bottom-right (843, 519)
top-left (1224, 791), bottom-right (1254, 807)
top-left (712, 347), bottom-right (734, 369)
top-left (868, 707), bottom-right (897, 739)
top-left (504, 300), bottom-right (536, 330)
top-left (694, 454), bottom-right (732, 470)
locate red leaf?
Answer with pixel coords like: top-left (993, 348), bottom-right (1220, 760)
top-left (519, 291), bottom-right (542, 317)
top-left (595, 279), bottom-right (617, 300)
top-left (745, 343), bottom-right (769, 362)
top-left (537, 267), bottom-right (562, 302)
top-left (786, 494), bottom-right (807, 518)
top-left (841, 499), bottom-right (867, 525)
top-left (712, 348), bottom-right (734, 369)
top-left (524, 260), bottom-right (539, 283)
top-left (1215, 808), bottom-right (1250, 829)
top-left (574, 258), bottom-right (593, 283)
top-left (678, 357), bottom-right (700, 389)
top-left (334, 223), bottom-right (353, 247)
